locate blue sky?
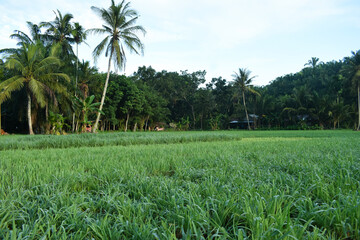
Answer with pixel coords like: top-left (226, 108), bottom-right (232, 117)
top-left (1, 0), bottom-right (360, 85)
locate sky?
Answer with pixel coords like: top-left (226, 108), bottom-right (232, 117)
top-left (0, 0), bottom-right (360, 86)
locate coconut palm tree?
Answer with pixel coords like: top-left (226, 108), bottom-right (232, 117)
top-left (71, 23), bottom-right (87, 131)
top-left (41, 10), bottom-right (75, 58)
top-left (0, 42), bottom-right (70, 134)
top-left (78, 60), bottom-right (97, 99)
top-left (343, 50), bottom-right (360, 130)
top-left (232, 68), bottom-right (260, 130)
top-left (88, 0), bottom-right (146, 132)
top-left (71, 22), bottom-right (87, 95)
top-left (10, 22), bottom-right (42, 46)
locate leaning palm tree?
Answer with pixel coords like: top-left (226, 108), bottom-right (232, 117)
top-left (0, 42), bottom-right (70, 134)
top-left (343, 50), bottom-right (360, 130)
top-left (88, 0), bottom-right (146, 132)
top-left (232, 68), bottom-right (260, 130)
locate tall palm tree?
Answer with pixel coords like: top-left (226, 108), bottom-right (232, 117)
top-left (0, 43), bottom-right (70, 134)
top-left (71, 22), bottom-right (87, 132)
top-left (232, 68), bottom-right (260, 130)
top-left (71, 22), bottom-right (87, 95)
top-left (343, 50), bottom-right (360, 130)
top-left (41, 10), bottom-right (75, 58)
top-left (78, 60), bottom-right (97, 99)
top-left (88, 0), bottom-right (146, 132)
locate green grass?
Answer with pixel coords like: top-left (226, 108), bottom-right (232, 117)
top-left (0, 130), bottom-right (352, 150)
top-left (0, 130), bottom-right (359, 239)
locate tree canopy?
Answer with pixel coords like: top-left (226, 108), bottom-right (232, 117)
top-left (0, 2), bottom-right (359, 134)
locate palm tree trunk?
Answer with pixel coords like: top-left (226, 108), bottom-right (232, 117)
top-left (357, 85), bottom-right (360, 131)
top-left (74, 111), bottom-right (79, 133)
top-left (93, 49), bottom-right (113, 133)
top-left (27, 92), bottom-right (34, 135)
top-left (72, 43), bottom-right (79, 133)
top-left (72, 113), bottom-right (76, 132)
top-left (125, 112), bottom-right (129, 132)
top-left (242, 91), bottom-right (251, 130)
top-left (76, 43), bottom-right (79, 91)
top-left (45, 103), bottom-right (50, 134)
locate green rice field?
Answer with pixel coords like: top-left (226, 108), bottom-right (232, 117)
top-left (0, 130), bottom-right (359, 239)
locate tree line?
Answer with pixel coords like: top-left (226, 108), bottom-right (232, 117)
top-left (0, 1), bottom-right (359, 134)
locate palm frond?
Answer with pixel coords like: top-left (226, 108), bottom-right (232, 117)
top-left (282, 107), bottom-right (296, 113)
top-left (5, 58), bottom-right (25, 72)
top-left (247, 87), bottom-right (261, 96)
top-left (0, 48), bottom-right (18, 56)
top-left (0, 76), bottom-right (25, 104)
top-left (10, 30), bottom-right (34, 45)
top-left (29, 78), bottom-right (46, 107)
top-left (34, 57), bottom-right (61, 75)
top-left (93, 36), bottom-right (110, 62)
top-left (86, 28), bottom-right (107, 36)
top-left (39, 73), bottom-right (71, 83)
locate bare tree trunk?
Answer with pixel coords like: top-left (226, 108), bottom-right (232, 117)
top-left (125, 113), bottom-right (129, 132)
top-left (93, 49), bottom-right (113, 133)
top-left (45, 103), bottom-right (50, 134)
top-left (72, 113), bottom-right (76, 132)
top-left (242, 91), bottom-right (251, 130)
top-left (75, 115), bottom-right (79, 133)
top-left (133, 122), bottom-right (137, 132)
top-left (145, 115), bottom-right (149, 131)
top-left (27, 93), bottom-right (34, 135)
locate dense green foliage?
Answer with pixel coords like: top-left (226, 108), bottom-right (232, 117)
top-left (3, 53), bottom-right (360, 133)
top-left (0, 1), bottom-right (359, 134)
top-left (0, 131), bottom-right (359, 239)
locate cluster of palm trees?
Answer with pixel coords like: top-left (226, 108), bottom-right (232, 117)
top-left (0, 0), bottom-right (145, 134)
top-left (1, 1), bottom-right (359, 134)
